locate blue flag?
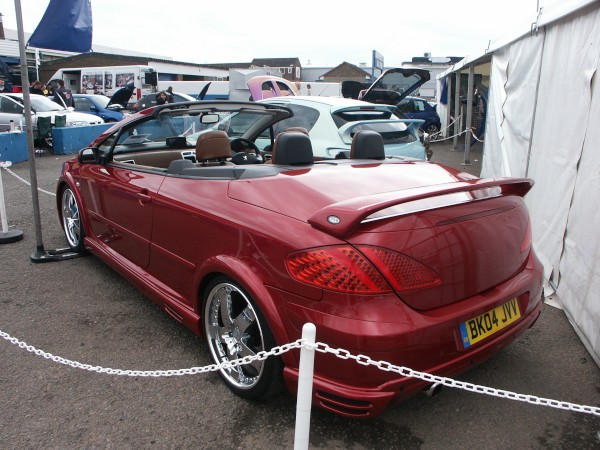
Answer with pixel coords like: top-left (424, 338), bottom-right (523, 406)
top-left (27, 0), bottom-right (93, 52)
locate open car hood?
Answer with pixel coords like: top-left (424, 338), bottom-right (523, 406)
top-left (356, 67), bottom-right (430, 106)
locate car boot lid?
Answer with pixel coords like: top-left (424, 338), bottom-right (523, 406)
top-left (228, 161), bottom-right (533, 238)
top-left (359, 67), bottom-right (431, 105)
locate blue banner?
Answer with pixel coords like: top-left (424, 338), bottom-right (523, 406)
top-left (27, 0), bottom-right (92, 53)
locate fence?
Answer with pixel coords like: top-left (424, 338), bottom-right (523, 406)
top-left (0, 323), bottom-right (598, 450)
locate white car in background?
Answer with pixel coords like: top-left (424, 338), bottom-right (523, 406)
top-left (0, 93), bottom-right (104, 133)
top-left (259, 96), bottom-right (428, 160)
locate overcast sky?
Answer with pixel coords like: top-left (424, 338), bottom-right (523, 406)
top-left (3, 0), bottom-right (557, 67)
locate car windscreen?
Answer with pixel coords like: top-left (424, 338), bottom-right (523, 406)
top-left (93, 95), bottom-right (110, 108)
top-left (12, 95), bottom-right (64, 112)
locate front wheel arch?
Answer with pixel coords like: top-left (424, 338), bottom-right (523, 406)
top-left (59, 183), bottom-right (86, 252)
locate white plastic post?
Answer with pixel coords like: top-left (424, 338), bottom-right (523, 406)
top-left (0, 161), bottom-right (23, 244)
top-left (294, 322), bottom-right (316, 450)
top-left (0, 165), bottom-right (8, 233)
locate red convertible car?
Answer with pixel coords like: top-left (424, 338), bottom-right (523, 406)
top-left (57, 101), bottom-right (543, 418)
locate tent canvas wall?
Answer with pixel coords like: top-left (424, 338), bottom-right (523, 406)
top-left (439, 0), bottom-right (600, 365)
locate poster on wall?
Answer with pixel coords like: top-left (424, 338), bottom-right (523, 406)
top-left (81, 72), bottom-right (103, 93)
top-left (104, 74), bottom-right (113, 91)
top-left (116, 73), bottom-right (135, 88)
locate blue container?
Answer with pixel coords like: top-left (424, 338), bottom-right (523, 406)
top-left (52, 123), bottom-right (114, 155)
top-left (0, 132), bottom-right (28, 164)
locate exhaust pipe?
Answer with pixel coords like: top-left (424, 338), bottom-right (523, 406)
top-left (423, 382), bottom-right (443, 398)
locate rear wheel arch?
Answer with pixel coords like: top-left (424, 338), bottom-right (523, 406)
top-left (195, 260), bottom-right (291, 347)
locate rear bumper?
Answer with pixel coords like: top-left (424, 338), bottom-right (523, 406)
top-left (279, 251), bottom-right (544, 418)
top-left (283, 300), bottom-right (541, 418)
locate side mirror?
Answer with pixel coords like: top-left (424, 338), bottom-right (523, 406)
top-left (90, 106), bottom-right (99, 112)
top-left (79, 147), bottom-right (103, 164)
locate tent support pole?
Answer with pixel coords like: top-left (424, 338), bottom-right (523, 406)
top-left (525, 27), bottom-right (547, 177)
top-left (13, 0), bottom-right (83, 263)
top-left (462, 65), bottom-right (474, 166)
top-left (452, 71), bottom-right (461, 150)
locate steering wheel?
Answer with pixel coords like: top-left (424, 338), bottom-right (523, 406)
top-left (230, 137), bottom-right (259, 153)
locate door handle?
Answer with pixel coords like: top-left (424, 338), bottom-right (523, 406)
top-left (136, 191), bottom-right (152, 204)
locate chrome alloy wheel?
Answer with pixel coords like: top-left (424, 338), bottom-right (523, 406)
top-left (204, 281), bottom-right (266, 391)
top-left (61, 187), bottom-right (83, 249)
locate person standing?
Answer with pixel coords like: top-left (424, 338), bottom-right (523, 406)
top-left (107, 82), bottom-right (135, 108)
top-left (155, 91), bottom-right (169, 105)
top-left (0, 79), bottom-right (10, 93)
top-left (30, 80), bottom-right (45, 95)
top-left (166, 86), bottom-right (174, 103)
top-left (54, 79), bottom-right (73, 107)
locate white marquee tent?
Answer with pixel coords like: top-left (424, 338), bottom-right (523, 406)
top-left (437, 0), bottom-right (600, 365)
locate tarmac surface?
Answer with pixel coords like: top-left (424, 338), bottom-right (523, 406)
top-left (0, 138), bottom-right (599, 449)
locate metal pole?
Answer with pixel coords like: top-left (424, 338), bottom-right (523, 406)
top-left (294, 323), bottom-right (316, 450)
top-left (13, 0), bottom-right (83, 262)
top-left (463, 65), bottom-right (474, 166)
top-left (452, 71), bottom-right (461, 150)
top-left (14, 0), bottom-right (45, 257)
top-left (445, 75), bottom-right (452, 138)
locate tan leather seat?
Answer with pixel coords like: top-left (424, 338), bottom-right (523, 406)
top-left (195, 130), bottom-right (232, 165)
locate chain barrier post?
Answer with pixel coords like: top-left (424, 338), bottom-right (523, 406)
top-left (0, 162), bottom-right (23, 244)
top-left (294, 323), bottom-right (316, 450)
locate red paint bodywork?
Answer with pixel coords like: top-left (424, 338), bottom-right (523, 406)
top-left (57, 121), bottom-right (543, 418)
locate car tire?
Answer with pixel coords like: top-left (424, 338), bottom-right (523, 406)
top-left (61, 186), bottom-right (86, 252)
top-left (426, 123), bottom-right (440, 135)
top-left (202, 277), bottom-right (284, 400)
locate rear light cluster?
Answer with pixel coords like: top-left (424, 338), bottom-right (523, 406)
top-left (286, 245), bottom-right (440, 294)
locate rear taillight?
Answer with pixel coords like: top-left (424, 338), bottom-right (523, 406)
top-left (358, 246), bottom-right (441, 291)
top-left (286, 245), bottom-right (440, 294)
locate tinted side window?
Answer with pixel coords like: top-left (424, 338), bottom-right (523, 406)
top-left (0, 97), bottom-right (22, 113)
top-left (74, 98), bottom-right (94, 111)
top-left (272, 104), bottom-right (319, 135)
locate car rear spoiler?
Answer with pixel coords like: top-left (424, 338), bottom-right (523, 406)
top-left (307, 178), bottom-right (534, 238)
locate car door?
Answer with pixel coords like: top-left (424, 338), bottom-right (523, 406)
top-left (72, 96), bottom-right (96, 116)
top-left (77, 132), bottom-right (164, 269)
top-left (0, 95), bottom-right (25, 131)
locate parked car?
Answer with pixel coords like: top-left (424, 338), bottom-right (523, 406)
top-left (72, 93), bottom-right (128, 123)
top-left (396, 96), bottom-right (441, 135)
top-left (246, 75), bottom-right (299, 100)
top-left (131, 91), bottom-right (196, 113)
top-left (0, 93), bottom-right (104, 133)
top-left (260, 96), bottom-right (428, 160)
top-left (56, 100), bottom-right (543, 418)
top-left (342, 68), bottom-right (440, 136)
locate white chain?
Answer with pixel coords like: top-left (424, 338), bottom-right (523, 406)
top-left (0, 328), bottom-right (302, 376)
top-left (310, 342), bottom-right (600, 417)
top-left (2, 328), bottom-right (599, 416)
top-left (1, 166), bottom-right (57, 197)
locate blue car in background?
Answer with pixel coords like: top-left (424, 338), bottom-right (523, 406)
top-left (395, 96), bottom-right (441, 135)
top-left (72, 94), bottom-right (127, 123)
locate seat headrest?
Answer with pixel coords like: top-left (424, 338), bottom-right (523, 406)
top-left (350, 130), bottom-right (385, 160)
top-left (166, 159), bottom-right (194, 174)
top-left (271, 132), bottom-right (314, 165)
top-left (282, 126), bottom-right (309, 136)
top-left (195, 130), bottom-right (232, 161)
